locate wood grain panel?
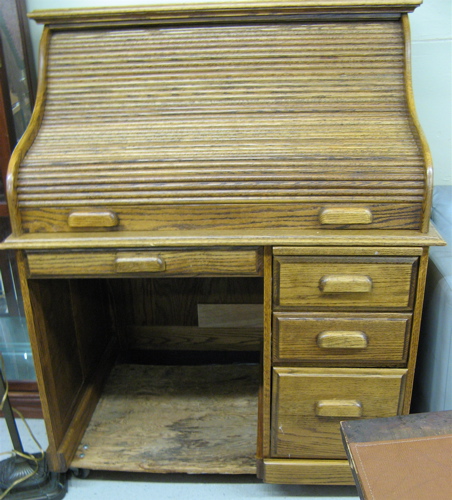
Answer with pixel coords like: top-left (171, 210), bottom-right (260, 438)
top-left (273, 312), bottom-right (411, 364)
top-left (258, 246), bottom-right (274, 459)
top-left (273, 246), bottom-right (425, 256)
top-left (271, 367), bottom-right (407, 458)
top-left (2, 226), bottom-right (444, 251)
top-left (1, 382), bottom-right (42, 419)
top-left (274, 256), bottom-right (418, 309)
top-left (260, 458), bottom-right (353, 485)
top-left (126, 326), bottom-right (262, 351)
top-left (105, 276), bottom-right (263, 332)
top-left (26, 247), bottom-right (262, 277)
top-left (26, 280), bottom-right (83, 434)
top-left (19, 203), bottom-right (422, 233)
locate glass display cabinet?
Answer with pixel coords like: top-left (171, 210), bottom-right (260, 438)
top-left (0, 0), bottom-right (38, 414)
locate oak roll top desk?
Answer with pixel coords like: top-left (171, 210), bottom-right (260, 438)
top-left (2, 0), bottom-right (445, 485)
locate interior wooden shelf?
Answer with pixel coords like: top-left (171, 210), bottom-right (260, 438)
top-left (71, 363), bottom-right (260, 474)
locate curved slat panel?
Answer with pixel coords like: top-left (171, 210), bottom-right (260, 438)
top-left (17, 21), bottom-right (425, 229)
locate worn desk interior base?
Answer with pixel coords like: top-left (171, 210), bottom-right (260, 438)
top-left (70, 363), bottom-right (259, 474)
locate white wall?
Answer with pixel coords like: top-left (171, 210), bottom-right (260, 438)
top-left (410, 0), bottom-right (452, 185)
top-left (26, 0), bottom-right (452, 185)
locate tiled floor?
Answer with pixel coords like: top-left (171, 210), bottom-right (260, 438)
top-left (1, 419), bottom-right (359, 499)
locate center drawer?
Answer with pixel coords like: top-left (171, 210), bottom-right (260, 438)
top-left (271, 367), bottom-right (407, 459)
top-left (273, 256), bottom-right (418, 309)
top-left (26, 247), bottom-right (263, 278)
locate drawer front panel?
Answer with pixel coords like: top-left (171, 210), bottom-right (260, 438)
top-left (271, 368), bottom-right (407, 459)
top-left (273, 313), bottom-right (411, 364)
top-left (19, 203), bottom-right (422, 233)
top-left (274, 256), bottom-right (417, 309)
top-left (27, 248), bottom-right (263, 277)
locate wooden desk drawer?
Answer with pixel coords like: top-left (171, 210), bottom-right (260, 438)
top-left (271, 367), bottom-right (407, 459)
top-left (27, 247), bottom-right (263, 277)
top-left (273, 312), bottom-right (411, 364)
top-left (273, 256), bottom-right (417, 309)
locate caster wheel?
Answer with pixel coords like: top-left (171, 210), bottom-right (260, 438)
top-left (71, 467), bottom-right (90, 479)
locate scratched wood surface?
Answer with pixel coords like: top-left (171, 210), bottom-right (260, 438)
top-left (71, 363), bottom-right (260, 473)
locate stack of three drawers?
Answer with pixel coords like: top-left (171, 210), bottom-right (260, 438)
top-left (270, 245), bottom-right (421, 462)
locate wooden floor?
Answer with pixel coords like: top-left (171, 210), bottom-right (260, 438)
top-left (71, 363), bottom-right (260, 474)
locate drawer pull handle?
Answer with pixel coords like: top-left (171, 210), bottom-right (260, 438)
top-left (315, 400), bottom-right (363, 418)
top-left (317, 331), bottom-right (368, 349)
top-left (319, 275), bottom-right (373, 294)
top-left (68, 211), bottom-right (119, 228)
top-left (115, 255), bottom-right (166, 273)
top-left (319, 207), bottom-right (373, 225)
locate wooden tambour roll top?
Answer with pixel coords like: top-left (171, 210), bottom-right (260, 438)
top-left (7, 0), bottom-right (432, 236)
